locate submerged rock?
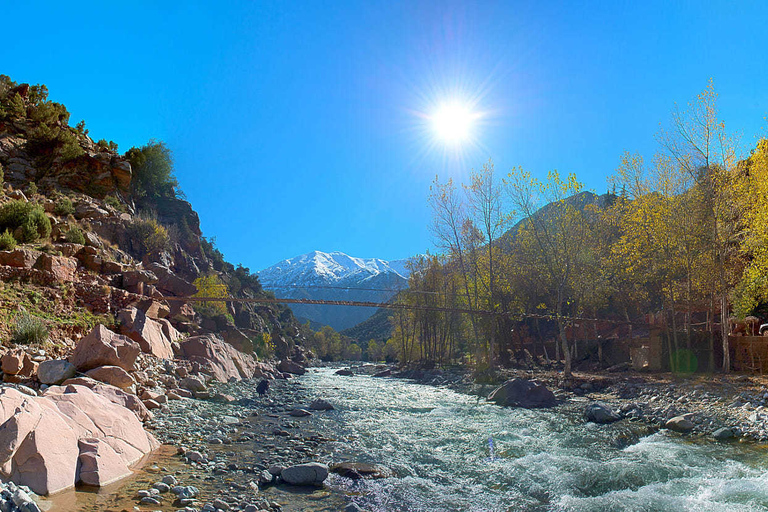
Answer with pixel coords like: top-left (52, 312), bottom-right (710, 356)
top-left (309, 398), bottom-right (334, 410)
top-left (488, 378), bottom-right (557, 408)
top-left (585, 402), bottom-right (621, 424)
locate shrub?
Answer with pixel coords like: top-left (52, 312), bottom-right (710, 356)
top-left (64, 226), bottom-right (86, 245)
top-left (0, 200), bottom-right (51, 243)
top-left (127, 216), bottom-right (169, 256)
top-left (0, 230), bottom-right (15, 250)
top-left (104, 195), bottom-right (124, 212)
top-left (26, 182), bottom-right (37, 196)
top-left (192, 273), bottom-right (230, 317)
top-left (53, 197), bottom-right (75, 216)
top-left (11, 312), bottom-right (48, 345)
top-left (254, 332), bottom-right (275, 359)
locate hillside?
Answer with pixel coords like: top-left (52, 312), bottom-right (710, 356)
top-left (258, 250), bottom-right (410, 330)
top-left (0, 75), bottom-right (302, 357)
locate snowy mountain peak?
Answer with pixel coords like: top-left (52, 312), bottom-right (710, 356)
top-left (256, 250), bottom-right (412, 330)
top-left (258, 250), bottom-right (410, 287)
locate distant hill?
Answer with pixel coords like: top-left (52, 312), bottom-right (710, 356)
top-left (340, 304), bottom-right (395, 342)
top-left (258, 250), bottom-right (410, 330)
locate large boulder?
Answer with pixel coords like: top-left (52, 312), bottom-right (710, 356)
top-left (488, 378), bottom-right (557, 408)
top-left (584, 402), bottom-right (621, 424)
top-left (278, 359), bottom-right (306, 375)
top-left (0, 385), bottom-right (158, 495)
top-left (145, 263), bottom-right (197, 296)
top-left (33, 254), bottom-right (77, 282)
top-left (62, 377), bottom-right (151, 421)
top-left (70, 325), bottom-right (141, 372)
top-left (178, 334), bottom-right (258, 382)
top-left (37, 359), bottom-right (77, 385)
top-left (117, 307), bottom-right (174, 359)
top-left (0, 249), bottom-right (40, 268)
top-left (77, 438), bottom-right (131, 487)
top-left (85, 365), bottom-right (135, 390)
top-left (280, 462), bottom-right (329, 486)
top-left (666, 414), bottom-right (695, 433)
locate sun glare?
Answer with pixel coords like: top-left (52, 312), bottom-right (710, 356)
top-left (431, 102), bottom-right (475, 143)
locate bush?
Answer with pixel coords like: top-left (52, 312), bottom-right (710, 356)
top-left (192, 273), bottom-right (229, 317)
top-left (125, 140), bottom-right (179, 200)
top-left (53, 197), bottom-right (75, 216)
top-left (0, 230), bottom-right (15, 250)
top-left (64, 226), bottom-right (86, 245)
top-left (26, 182), bottom-right (37, 196)
top-left (127, 216), bottom-right (169, 256)
top-left (11, 312), bottom-right (48, 345)
top-left (104, 195), bottom-right (124, 212)
top-left (0, 200), bottom-right (51, 243)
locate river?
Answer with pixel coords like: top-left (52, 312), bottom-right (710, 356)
top-left (53, 367), bottom-right (768, 512)
top-left (301, 367), bottom-right (768, 511)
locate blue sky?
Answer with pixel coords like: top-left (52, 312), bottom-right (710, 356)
top-left (2, 1), bottom-right (768, 270)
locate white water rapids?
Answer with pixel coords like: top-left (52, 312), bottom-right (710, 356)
top-left (297, 367), bottom-right (768, 512)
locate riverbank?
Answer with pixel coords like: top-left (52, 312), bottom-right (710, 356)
top-left (381, 363), bottom-right (768, 442)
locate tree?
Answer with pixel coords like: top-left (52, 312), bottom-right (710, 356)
top-left (464, 160), bottom-right (507, 367)
top-left (125, 140), bottom-right (180, 200)
top-left (658, 79), bottom-right (740, 372)
top-left (505, 169), bottom-right (595, 380)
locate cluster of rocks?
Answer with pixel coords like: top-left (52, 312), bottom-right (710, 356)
top-left (0, 481), bottom-right (41, 512)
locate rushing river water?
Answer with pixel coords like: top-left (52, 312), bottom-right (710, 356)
top-left (301, 367), bottom-right (768, 512)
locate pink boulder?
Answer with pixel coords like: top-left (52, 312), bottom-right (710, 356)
top-left (70, 325), bottom-right (141, 372)
top-left (117, 307), bottom-right (174, 359)
top-left (179, 334), bottom-right (258, 382)
top-left (85, 365), bottom-right (135, 390)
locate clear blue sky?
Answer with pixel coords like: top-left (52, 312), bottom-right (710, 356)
top-left (2, 1), bottom-right (767, 270)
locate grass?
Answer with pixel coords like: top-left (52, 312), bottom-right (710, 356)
top-left (0, 281), bottom-right (113, 347)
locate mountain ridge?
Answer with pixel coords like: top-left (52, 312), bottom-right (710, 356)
top-left (258, 250), bottom-right (411, 330)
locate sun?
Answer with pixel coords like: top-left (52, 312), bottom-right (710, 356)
top-left (431, 101), bottom-right (476, 143)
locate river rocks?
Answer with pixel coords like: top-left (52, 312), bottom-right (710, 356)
top-left (488, 378), bottom-right (557, 408)
top-left (117, 307), bottom-right (174, 359)
top-left (713, 427), bottom-right (736, 441)
top-left (37, 359), bottom-right (76, 384)
top-left (289, 408), bottom-right (312, 417)
top-left (373, 369), bottom-right (392, 377)
top-left (178, 334), bottom-right (258, 382)
top-left (585, 402), bottom-right (621, 424)
top-left (278, 359), bottom-right (306, 375)
top-left (330, 462), bottom-right (390, 480)
top-left (70, 325), bottom-right (141, 372)
top-left (335, 368), bottom-right (354, 376)
top-left (280, 462), bottom-right (329, 486)
top-left (665, 414), bottom-right (695, 433)
top-left (85, 365), bottom-right (135, 389)
top-left (0, 385), bottom-right (158, 494)
top-left (180, 376), bottom-right (207, 393)
top-left (309, 398), bottom-right (334, 411)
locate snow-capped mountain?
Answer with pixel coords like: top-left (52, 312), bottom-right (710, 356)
top-left (257, 251), bottom-right (411, 330)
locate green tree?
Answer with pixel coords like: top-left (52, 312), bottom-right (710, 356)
top-left (125, 140), bottom-right (180, 200)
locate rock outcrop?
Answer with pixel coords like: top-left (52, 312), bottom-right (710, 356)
top-left (178, 334), bottom-right (258, 382)
top-left (0, 385), bottom-right (158, 495)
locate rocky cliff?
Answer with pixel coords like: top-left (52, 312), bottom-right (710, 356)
top-left (0, 75), bottom-right (311, 498)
